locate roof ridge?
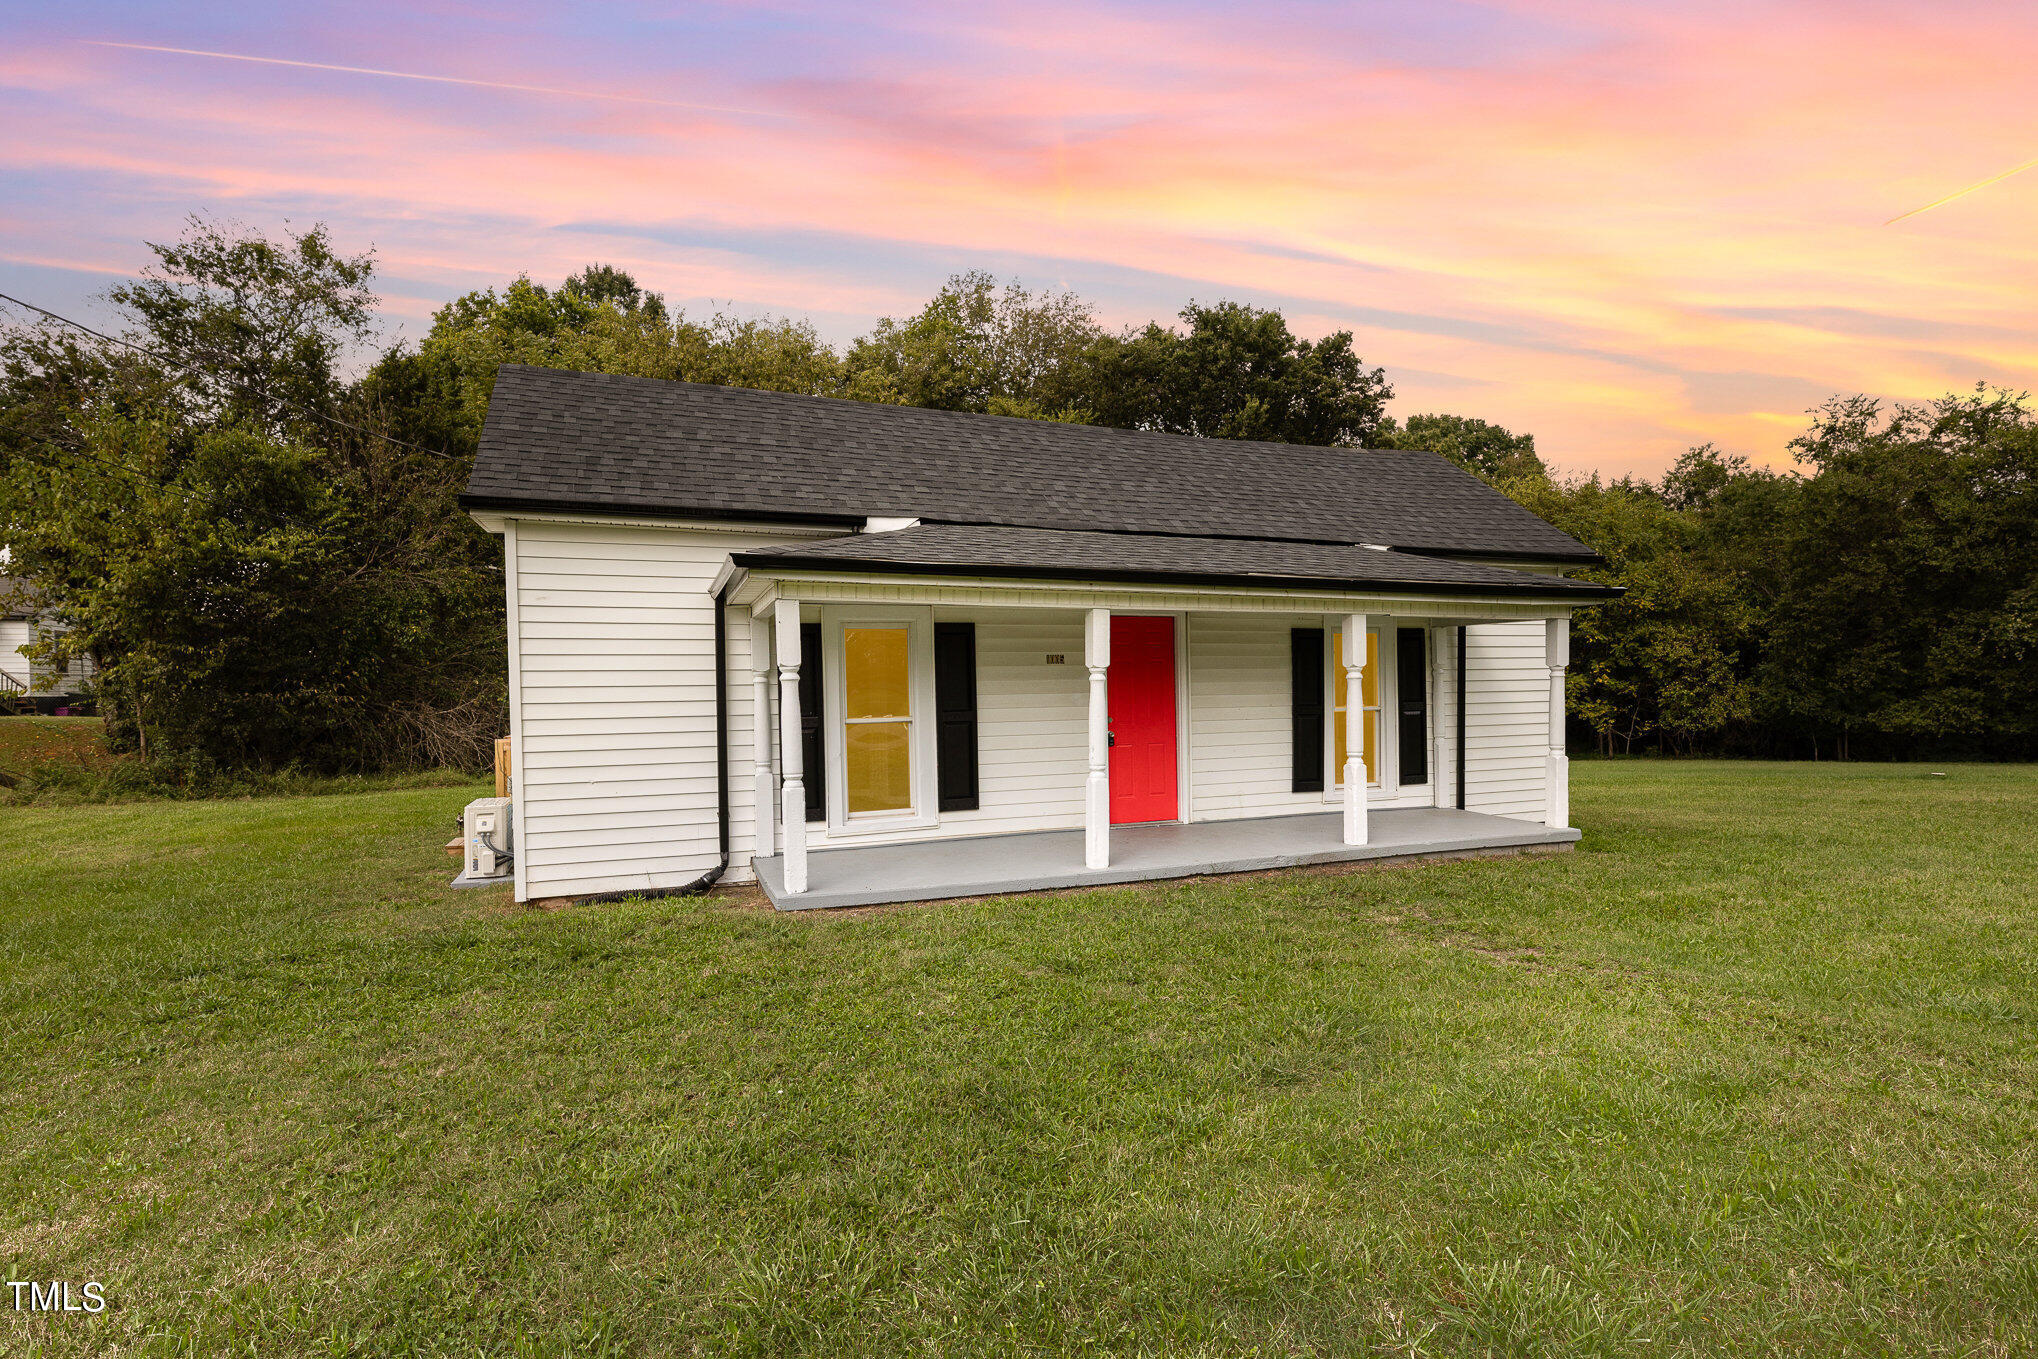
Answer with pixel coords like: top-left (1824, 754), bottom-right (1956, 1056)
top-left (469, 366), bottom-right (1602, 562)
top-left (492, 362), bottom-right (1437, 461)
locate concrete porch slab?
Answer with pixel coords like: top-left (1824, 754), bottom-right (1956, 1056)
top-left (752, 807), bottom-right (1579, 910)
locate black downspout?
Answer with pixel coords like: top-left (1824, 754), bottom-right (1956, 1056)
top-left (1455, 625), bottom-right (1467, 811)
top-left (712, 581), bottom-right (730, 872)
top-left (579, 584), bottom-right (732, 905)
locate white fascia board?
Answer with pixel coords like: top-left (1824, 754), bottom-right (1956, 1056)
top-left (861, 516), bottom-right (922, 533)
top-left (761, 569), bottom-right (1584, 618)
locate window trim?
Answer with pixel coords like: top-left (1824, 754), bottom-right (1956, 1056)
top-left (820, 605), bottom-right (938, 833)
top-left (1324, 621), bottom-right (1388, 797)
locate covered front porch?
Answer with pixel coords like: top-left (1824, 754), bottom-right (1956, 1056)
top-left (752, 805), bottom-right (1579, 910)
top-left (719, 522), bottom-right (1611, 912)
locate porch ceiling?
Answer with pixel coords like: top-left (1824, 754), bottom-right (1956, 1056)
top-left (750, 808), bottom-right (1579, 911)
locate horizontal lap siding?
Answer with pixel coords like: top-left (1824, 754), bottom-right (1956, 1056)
top-left (512, 521), bottom-right (812, 899)
top-left (0, 620), bottom-right (31, 691)
top-left (1188, 614), bottom-right (1320, 821)
top-left (1, 618), bottom-right (94, 696)
top-left (814, 609), bottom-right (1087, 845)
top-left (1461, 619), bottom-right (1548, 821)
top-left (507, 533), bottom-right (1566, 897)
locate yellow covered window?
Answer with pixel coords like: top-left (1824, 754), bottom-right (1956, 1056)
top-left (843, 625), bottom-right (913, 815)
top-left (1329, 629), bottom-right (1380, 785)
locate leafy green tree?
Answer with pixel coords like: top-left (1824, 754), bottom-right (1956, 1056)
top-left (105, 215), bottom-right (375, 434)
top-left (843, 271), bottom-right (1101, 417)
top-left (1, 218), bottom-right (504, 771)
top-left (690, 313), bottom-right (845, 398)
top-left (1379, 412), bottom-right (1547, 482)
top-left (563, 262), bottom-right (668, 319)
top-left (1756, 386), bottom-right (2038, 757)
top-left (1510, 474), bottom-right (1760, 754)
top-left (1087, 300), bottom-right (1393, 446)
top-left (407, 270), bottom-right (850, 452)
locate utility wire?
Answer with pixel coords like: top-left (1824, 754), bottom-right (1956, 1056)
top-left (0, 289), bottom-right (462, 462)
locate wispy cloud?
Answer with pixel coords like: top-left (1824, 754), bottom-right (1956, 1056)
top-left (0, 3), bottom-right (2030, 477)
top-left (80, 41), bottom-right (783, 119)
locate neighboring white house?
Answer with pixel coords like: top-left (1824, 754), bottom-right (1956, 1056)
top-left (1, 576), bottom-right (94, 714)
top-left (463, 366), bottom-right (1619, 910)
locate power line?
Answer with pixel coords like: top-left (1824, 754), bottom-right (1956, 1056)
top-left (0, 289), bottom-right (462, 462)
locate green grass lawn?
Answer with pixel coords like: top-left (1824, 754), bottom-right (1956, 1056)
top-left (2, 762), bottom-right (2034, 1356)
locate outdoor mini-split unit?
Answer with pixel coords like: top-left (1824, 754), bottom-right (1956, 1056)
top-left (462, 797), bottom-right (514, 880)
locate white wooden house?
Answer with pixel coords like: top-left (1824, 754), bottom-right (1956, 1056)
top-left (463, 367), bottom-right (1618, 909)
top-left (1, 576), bottom-right (94, 714)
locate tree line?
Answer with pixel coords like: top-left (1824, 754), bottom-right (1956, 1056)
top-left (1518, 393), bottom-right (2038, 760)
top-left (2, 217), bottom-right (2031, 772)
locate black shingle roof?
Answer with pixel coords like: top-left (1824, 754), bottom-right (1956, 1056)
top-left (464, 365), bottom-right (1599, 561)
top-left (732, 523), bottom-right (1615, 599)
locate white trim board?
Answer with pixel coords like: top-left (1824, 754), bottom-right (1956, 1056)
top-left (818, 604), bottom-right (940, 834)
top-left (742, 570), bottom-right (1582, 620)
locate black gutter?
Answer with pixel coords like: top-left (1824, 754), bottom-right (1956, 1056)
top-left (579, 582), bottom-right (732, 906)
top-left (457, 493), bottom-right (868, 531)
top-left (1390, 543), bottom-right (1606, 569)
top-left (457, 496), bottom-right (1602, 566)
top-left (1456, 625), bottom-right (1467, 810)
top-left (726, 552), bottom-right (1622, 601)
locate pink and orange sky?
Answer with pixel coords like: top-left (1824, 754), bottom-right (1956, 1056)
top-left (4, 1), bottom-right (2034, 478)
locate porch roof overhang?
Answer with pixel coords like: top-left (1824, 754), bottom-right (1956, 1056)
top-left (720, 522), bottom-right (1617, 615)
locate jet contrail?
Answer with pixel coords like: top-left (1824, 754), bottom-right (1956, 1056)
top-left (82, 40), bottom-right (782, 118)
top-left (1886, 152), bottom-right (2038, 225)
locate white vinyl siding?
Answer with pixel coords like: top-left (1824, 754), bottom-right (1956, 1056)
top-left (1431, 625), bottom-right (1460, 811)
top-left (501, 523), bottom-right (1564, 900)
top-left (0, 619), bottom-right (31, 693)
top-left (808, 608), bottom-right (1089, 845)
top-left (1460, 619), bottom-right (1551, 821)
top-left (0, 618), bottom-right (93, 697)
top-left (1187, 613), bottom-right (1322, 822)
top-left (509, 519), bottom-right (818, 900)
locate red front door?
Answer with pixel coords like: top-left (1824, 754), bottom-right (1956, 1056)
top-left (1109, 615), bottom-right (1178, 824)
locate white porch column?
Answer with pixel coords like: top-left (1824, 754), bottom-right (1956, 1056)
top-left (1431, 625), bottom-right (1456, 811)
top-left (749, 611), bottom-right (776, 858)
top-left (774, 602), bottom-right (808, 894)
top-left (1084, 608), bottom-right (1111, 870)
top-left (1342, 613), bottom-right (1369, 845)
top-left (1545, 616), bottom-right (1571, 829)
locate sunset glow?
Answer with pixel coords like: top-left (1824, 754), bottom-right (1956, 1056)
top-left (5, 1), bottom-right (2035, 477)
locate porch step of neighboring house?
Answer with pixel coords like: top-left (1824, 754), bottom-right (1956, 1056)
top-left (751, 807), bottom-right (1579, 911)
top-left (0, 673), bottom-right (32, 716)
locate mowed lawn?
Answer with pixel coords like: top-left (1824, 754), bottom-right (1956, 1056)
top-left (2, 764), bottom-right (2035, 1356)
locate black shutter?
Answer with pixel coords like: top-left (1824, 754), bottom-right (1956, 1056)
top-left (1291, 628), bottom-right (1325, 793)
top-left (934, 622), bottom-right (979, 812)
top-left (799, 621), bottom-right (825, 822)
top-left (1397, 627), bottom-right (1428, 786)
